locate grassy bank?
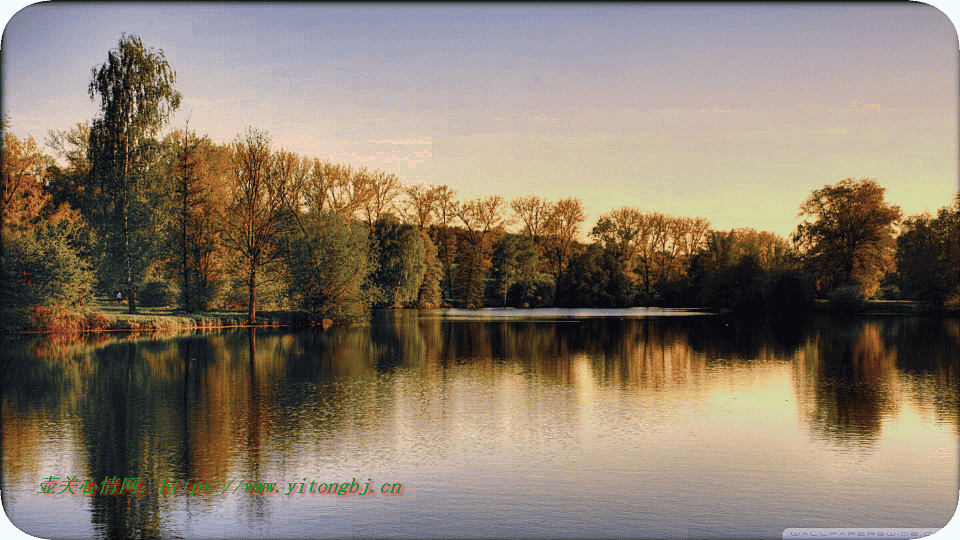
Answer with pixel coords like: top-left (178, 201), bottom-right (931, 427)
top-left (5, 298), bottom-right (331, 335)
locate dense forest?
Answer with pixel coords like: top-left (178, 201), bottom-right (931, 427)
top-left (2, 35), bottom-right (959, 328)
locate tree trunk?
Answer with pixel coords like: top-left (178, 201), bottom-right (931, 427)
top-left (441, 226), bottom-right (454, 301)
top-left (248, 263), bottom-right (257, 325)
top-left (123, 135), bottom-right (136, 314)
top-left (125, 203), bottom-right (136, 313)
top-left (182, 163), bottom-right (191, 312)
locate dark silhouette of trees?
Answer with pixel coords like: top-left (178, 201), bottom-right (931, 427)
top-left (691, 227), bottom-right (807, 312)
top-left (555, 244), bottom-right (633, 308)
top-left (793, 178), bottom-right (901, 298)
top-left (698, 255), bottom-right (766, 312)
top-left (896, 193), bottom-right (960, 307)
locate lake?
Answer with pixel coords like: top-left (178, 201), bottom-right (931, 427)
top-left (2, 309), bottom-right (957, 539)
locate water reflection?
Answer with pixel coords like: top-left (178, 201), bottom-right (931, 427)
top-left (1, 312), bottom-right (957, 538)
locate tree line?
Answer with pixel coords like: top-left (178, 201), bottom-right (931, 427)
top-left (2, 34), bottom-right (959, 326)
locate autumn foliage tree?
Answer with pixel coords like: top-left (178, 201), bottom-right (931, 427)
top-left (793, 178), bottom-right (902, 298)
top-left (454, 195), bottom-right (509, 307)
top-left (1, 132), bottom-right (52, 236)
top-left (543, 197), bottom-right (586, 282)
top-left (1, 121), bottom-right (92, 314)
top-left (220, 128), bottom-right (297, 324)
top-left (591, 208), bottom-right (711, 298)
top-left (161, 128), bottom-right (231, 311)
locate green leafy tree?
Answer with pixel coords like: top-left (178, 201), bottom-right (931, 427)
top-left (1, 221), bottom-right (93, 310)
top-left (87, 33), bottom-right (182, 312)
top-left (287, 211), bottom-right (377, 322)
top-left (488, 233), bottom-right (539, 307)
top-left (416, 230), bottom-right (443, 308)
top-left (371, 214), bottom-right (426, 307)
top-left (896, 194), bottom-right (960, 307)
top-left (793, 178), bottom-right (902, 298)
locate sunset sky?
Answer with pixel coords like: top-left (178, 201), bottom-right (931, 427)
top-left (2, 3), bottom-right (957, 238)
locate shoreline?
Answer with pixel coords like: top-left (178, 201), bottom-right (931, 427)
top-left (4, 299), bottom-right (957, 338)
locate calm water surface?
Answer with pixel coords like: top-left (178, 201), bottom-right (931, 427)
top-left (2, 309), bottom-right (958, 539)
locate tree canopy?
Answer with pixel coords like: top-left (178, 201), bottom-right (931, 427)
top-left (793, 178), bottom-right (901, 298)
top-left (896, 194), bottom-right (960, 307)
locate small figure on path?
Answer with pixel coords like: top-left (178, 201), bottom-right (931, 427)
top-left (116, 291), bottom-right (122, 304)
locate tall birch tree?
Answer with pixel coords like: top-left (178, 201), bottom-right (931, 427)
top-left (87, 33), bottom-right (181, 312)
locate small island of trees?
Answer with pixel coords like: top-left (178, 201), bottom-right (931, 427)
top-left (3, 35), bottom-right (959, 333)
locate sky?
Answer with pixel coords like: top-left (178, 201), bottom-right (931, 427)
top-left (1, 2), bottom-right (958, 239)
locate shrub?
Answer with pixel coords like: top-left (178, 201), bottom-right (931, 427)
top-left (1, 224), bottom-right (93, 310)
top-left (878, 284), bottom-right (901, 301)
top-left (139, 281), bottom-right (178, 307)
top-left (85, 311), bottom-right (111, 331)
top-left (508, 277), bottom-right (555, 308)
top-left (826, 285), bottom-right (866, 313)
top-left (29, 305), bottom-right (88, 333)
